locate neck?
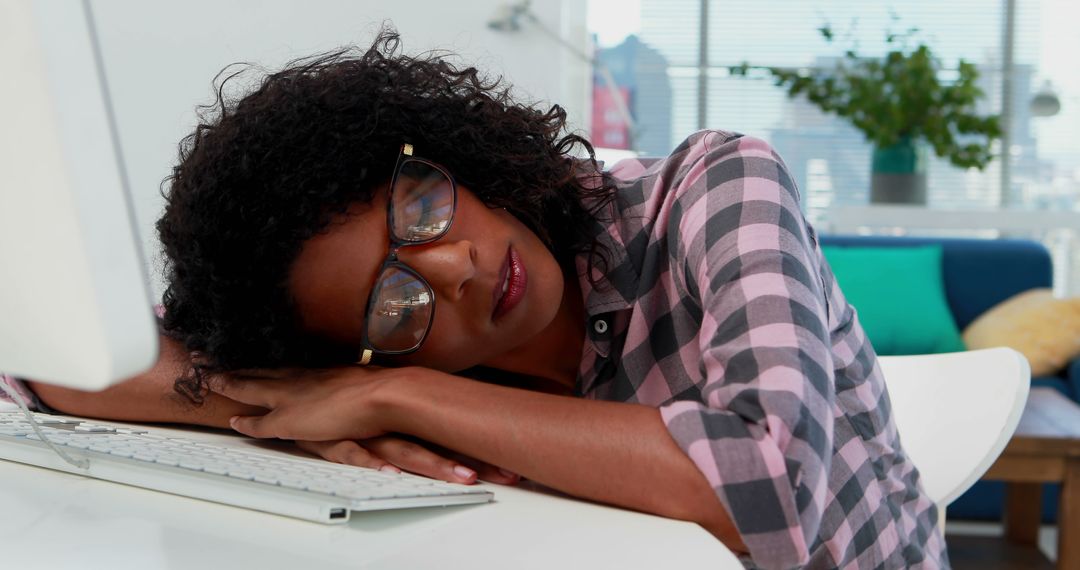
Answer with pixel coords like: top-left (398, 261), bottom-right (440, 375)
top-left (485, 265), bottom-right (585, 390)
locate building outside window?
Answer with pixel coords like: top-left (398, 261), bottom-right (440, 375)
top-left (588, 0), bottom-right (1080, 294)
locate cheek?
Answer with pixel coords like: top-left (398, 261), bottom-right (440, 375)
top-left (403, 311), bottom-right (491, 372)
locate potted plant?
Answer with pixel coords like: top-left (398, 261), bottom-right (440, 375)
top-left (730, 25), bottom-right (1001, 205)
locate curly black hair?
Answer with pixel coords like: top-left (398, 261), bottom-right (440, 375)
top-left (157, 29), bottom-right (616, 401)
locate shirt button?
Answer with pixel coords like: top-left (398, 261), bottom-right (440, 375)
top-left (593, 319), bottom-right (609, 335)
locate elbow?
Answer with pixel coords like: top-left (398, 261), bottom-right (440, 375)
top-left (697, 508), bottom-right (749, 555)
top-left (671, 475), bottom-right (818, 566)
top-left (658, 482), bottom-right (749, 554)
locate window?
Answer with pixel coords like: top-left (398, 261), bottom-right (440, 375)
top-left (590, 0), bottom-right (1080, 294)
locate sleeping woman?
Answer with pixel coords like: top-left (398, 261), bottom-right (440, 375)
top-left (5, 30), bottom-right (946, 569)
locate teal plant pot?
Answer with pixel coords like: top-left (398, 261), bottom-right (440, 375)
top-left (871, 137), bottom-right (928, 205)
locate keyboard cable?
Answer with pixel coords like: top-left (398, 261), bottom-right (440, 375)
top-left (0, 381), bottom-right (90, 470)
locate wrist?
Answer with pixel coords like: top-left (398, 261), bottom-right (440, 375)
top-left (372, 366), bottom-right (444, 436)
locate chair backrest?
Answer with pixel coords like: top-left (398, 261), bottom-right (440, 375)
top-left (878, 347), bottom-right (1030, 506)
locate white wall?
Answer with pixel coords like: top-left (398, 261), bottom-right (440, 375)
top-left (88, 0), bottom-right (589, 300)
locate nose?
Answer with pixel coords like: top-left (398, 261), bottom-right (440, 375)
top-left (399, 239), bottom-right (477, 303)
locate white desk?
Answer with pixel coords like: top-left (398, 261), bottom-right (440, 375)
top-left (0, 419), bottom-right (741, 569)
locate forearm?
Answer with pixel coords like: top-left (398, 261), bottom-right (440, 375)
top-left (27, 334), bottom-right (262, 429)
top-left (388, 369), bottom-right (746, 551)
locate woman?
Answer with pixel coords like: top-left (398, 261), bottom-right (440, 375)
top-left (7, 31), bottom-right (945, 568)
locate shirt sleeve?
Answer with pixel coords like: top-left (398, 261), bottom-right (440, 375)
top-left (0, 373), bottom-right (44, 412)
top-left (658, 132), bottom-right (834, 568)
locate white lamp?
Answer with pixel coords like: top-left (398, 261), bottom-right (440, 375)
top-left (1030, 81), bottom-right (1062, 117)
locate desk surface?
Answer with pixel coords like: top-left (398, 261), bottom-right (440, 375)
top-left (0, 418), bottom-right (740, 569)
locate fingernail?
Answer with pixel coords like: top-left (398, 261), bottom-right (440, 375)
top-left (228, 416), bottom-right (239, 427)
top-left (453, 465), bottom-right (476, 481)
top-left (379, 465), bottom-right (402, 474)
top-left (498, 468), bottom-right (518, 480)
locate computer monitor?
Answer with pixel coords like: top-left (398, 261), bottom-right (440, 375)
top-left (0, 0), bottom-right (158, 391)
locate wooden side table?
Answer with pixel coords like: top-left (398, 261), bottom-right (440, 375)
top-left (980, 387), bottom-right (1080, 568)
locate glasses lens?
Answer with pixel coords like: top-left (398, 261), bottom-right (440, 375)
top-left (366, 265), bottom-right (434, 352)
top-left (391, 160), bottom-right (453, 242)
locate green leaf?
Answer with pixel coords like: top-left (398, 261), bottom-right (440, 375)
top-left (729, 24), bottom-right (1000, 170)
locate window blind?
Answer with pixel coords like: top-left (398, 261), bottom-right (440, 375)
top-left (593, 0), bottom-right (1080, 293)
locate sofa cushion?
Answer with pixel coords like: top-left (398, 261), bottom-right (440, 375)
top-left (823, 245), bottom-right (966, 355)
top-left (963, 289), bottom-right (1080, 377)
top-left (819, 236), bottom-right (1053, 330)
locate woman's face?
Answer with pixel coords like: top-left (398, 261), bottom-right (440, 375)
top-left (288, 178), bottom-right (566, 372)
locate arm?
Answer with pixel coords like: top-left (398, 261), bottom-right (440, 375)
top-left (219, 367), bottom-right (746, 551)
top-left (28, 334), bottom-right (514, 484)
top-left (658, 133), bottom-right (835, 567)
top-left (386, 371), bottom-right (747, 550)
top-left (28, 333), bottom-right (257, 429)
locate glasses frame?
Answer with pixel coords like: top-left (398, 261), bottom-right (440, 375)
top-left (357, 143), bottom-right (457, 366)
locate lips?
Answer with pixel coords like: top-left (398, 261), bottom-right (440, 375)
top-left (492, 245), bottom-right (527, 321)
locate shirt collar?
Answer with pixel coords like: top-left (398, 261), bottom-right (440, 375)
top-left (572, 160), bottom-right (646, 318)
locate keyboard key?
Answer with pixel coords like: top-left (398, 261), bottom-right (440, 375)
top-left (226, 469), bottom-right (254, 481)
top-left (178, 459), bottom-right (205, 471)
top-left (74, 425), bottom-right (115, 433)
top-left (202, 465), bottom-right (229, 476)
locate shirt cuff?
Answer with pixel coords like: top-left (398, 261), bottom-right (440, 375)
top-left (1, 373), bottom-right (51, 413)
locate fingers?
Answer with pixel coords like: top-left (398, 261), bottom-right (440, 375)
top-left (212, 376), bottom-right (280, 409)
top-left (362, 437), bottom-right (480, 484)
top-left (294, 440), bottom-right (401, 473)
top-left (469, 462), bottom-right (521, 486)
top-left (404, 440), bottom-right (520, 485)
top-left (229, 413), bottom-right (286, 439)
top-left (229, 417), bottom-right (477, 484)
top-left (229, 413), bottom-right (322, 442)
top-left (259, 432), bottom-right (520, 487)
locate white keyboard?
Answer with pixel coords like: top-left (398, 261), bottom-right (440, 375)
top-left (0, 411), bottom-right (492, 523)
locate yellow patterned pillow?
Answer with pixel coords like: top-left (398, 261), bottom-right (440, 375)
top-left (962, 289), bottom-right (1080, 376)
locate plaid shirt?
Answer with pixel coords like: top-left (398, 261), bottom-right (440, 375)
top-left (575, 131), bottom-right (947, 569)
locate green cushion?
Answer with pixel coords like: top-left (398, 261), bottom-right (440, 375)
top-left (822, 245), bottom-right (966, 355)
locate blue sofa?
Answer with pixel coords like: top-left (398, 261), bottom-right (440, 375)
top-left (820, 235), bottom-right (1080, 522)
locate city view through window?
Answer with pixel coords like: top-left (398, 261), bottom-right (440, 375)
top-left (588, 0), bottom-right (1080, 294)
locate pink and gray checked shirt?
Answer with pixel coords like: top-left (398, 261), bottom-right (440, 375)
top-left (2, 129), bottom-right (946, 568)
top-left (574, 130), bottom-right (946, 568)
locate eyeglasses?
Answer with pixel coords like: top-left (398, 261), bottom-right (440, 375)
top-left (357, 143), bottom-right (457, 366)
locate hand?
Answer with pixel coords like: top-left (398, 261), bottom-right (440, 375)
top-left (210, 366), bottom-right (521, 485)
top-left (294, 437), bottom-right (520, 485)
top-left (211, 365), bottom-right (403, 442)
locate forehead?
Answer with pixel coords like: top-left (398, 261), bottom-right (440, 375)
top-left (287, 191), bottom-right (390, 345)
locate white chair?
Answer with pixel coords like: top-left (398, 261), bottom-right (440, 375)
top-left (878, 347), bottom-right (1031, 507)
